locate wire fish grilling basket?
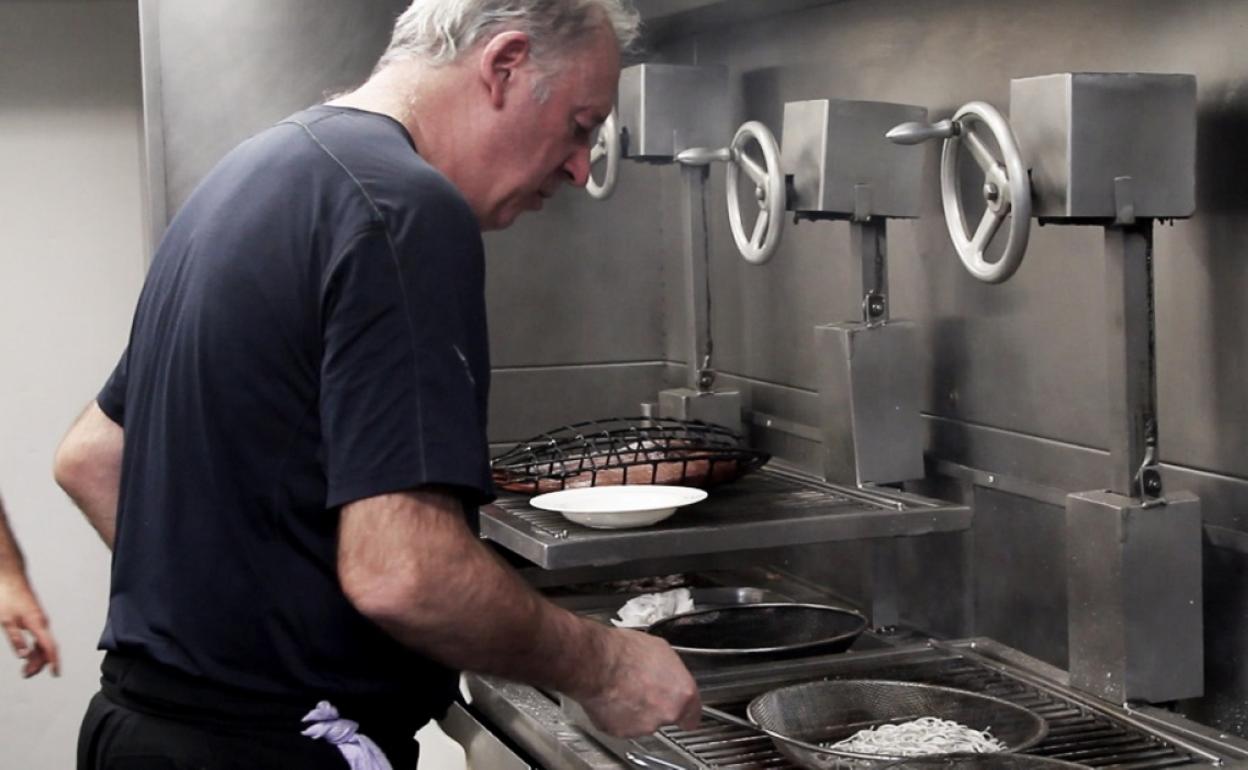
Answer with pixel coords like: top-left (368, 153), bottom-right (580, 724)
top-left (490, 417), bottom-right (770, 495)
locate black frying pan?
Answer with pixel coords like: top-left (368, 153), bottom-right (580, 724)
top-left (646, 602), bottom-right (868, 662)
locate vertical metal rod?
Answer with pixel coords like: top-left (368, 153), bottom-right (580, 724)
top-left (1103, 221), bottom-right (1157, 497)
top-left (851, 218), bottom-right (889, 323)
top-left (681, 164), bottom-right (713, 391)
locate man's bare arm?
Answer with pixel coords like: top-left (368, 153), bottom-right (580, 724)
top-left (0, 497), bottom-right (60, 677)
top-left (338, 490), bottom-right (701, 737)
top-left (53, 402), bottom-right (123, 549)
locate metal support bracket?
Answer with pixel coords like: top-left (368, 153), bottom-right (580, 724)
top-left (851, 217), bottom-right (890, 326)
top-left (852, 183), bottom-right (873, 223)
top-left (679, 164), bottom-right (714, 393)
top-left (1114, 175), bottom-right (1137, 226)
top-left (1103, 221), bottom-right (1159, 498)
top-left (1067, 489), bottom-right (1203, 703)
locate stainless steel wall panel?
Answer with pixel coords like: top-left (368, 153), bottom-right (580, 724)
top-left (488, 363), bottom-right (666, 444)
top-left (1169, 466), bottom-right (1248, 534)
top-left (926, 416), bottom-right (1248, 533)
top-left (972, 488), bottom-right (1069, 670)
top-left (483, 168), bottom-right (669, 368)
top-left (1179, 543), bottom-right (1248, 737)
top-left (635, 0), bottom-right (841, 45)
top-left (1155, 218), bottom-right (1248, 479)
top-left (704, 214), bottom-right (853, 392)
top-left (660, 0), bottom-right (1248, 459)
top-left (151, 0), bottom-right (409, 219)
top-left (925, 415), bottom-right (1107, 494)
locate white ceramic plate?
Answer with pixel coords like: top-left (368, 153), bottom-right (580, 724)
top-left (530, 485), bottom-right (708, 529)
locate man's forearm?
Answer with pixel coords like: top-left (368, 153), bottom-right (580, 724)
top-left (53, 402), bottom-right (123, 549)
top-left (338, 491), bottom-right (612, 699)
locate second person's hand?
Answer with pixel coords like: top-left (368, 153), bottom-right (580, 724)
top-left (0, 574), bottom-right (61, 678)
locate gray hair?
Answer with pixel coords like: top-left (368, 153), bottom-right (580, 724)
top-left (377, 0), bottom-right (640, 73)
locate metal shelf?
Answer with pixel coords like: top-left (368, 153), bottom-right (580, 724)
top-left (480, 468), bottom-right (971, 569)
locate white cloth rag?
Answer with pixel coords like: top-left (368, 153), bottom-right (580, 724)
top-left (301, 700), bottom-right (394, 770)
top-left (611, 587), bottom-right (695, 627)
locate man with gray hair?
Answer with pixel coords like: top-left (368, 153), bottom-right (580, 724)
top-left (58, 1), bottom-right (700, 768)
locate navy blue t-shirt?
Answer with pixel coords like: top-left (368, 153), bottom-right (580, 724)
top-left (97, 105), bottom-right (494, 715)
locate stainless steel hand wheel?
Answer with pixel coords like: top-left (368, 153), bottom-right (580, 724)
top-left (888, 102), bottom-right (1031, 283)
top-left (725, 121), bottom-right (786, 265)
top-left (586, 109), bottom-right (621, 200)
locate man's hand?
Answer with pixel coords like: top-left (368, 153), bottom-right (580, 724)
top-left (573, 627), bottom-right (701, 737)
top-left (0, 574), bottom-right (59, 678)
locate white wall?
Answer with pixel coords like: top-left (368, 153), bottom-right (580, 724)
top-left (0, 0), bottom-right (147, 766)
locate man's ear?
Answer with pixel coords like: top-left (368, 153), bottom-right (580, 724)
top-left (479, 30), bottom-right (532, 109)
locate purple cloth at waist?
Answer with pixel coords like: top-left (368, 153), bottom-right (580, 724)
top-left (302, 701), bottom-right (394, 770)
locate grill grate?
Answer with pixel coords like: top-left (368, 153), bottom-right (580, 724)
top-left (490, 417), bottom-right (769, 494)
top-left (659, 658), bottom-right (1207, 769)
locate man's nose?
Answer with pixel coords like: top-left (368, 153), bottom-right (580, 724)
top-left (563, 145), bottom-right (592, 187)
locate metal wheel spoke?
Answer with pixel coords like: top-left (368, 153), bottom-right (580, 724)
top-left (964, 128), bottom-right (1003, 179)
top-left (740, 153), bottom-right (768, 188)
top-left (970, 207), bottom-right (1006, 253)
top-left (750, 210), bottom-right (770, 250)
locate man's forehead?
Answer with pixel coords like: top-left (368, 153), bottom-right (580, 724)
top-left (562, 28), bottom-right (620, 112)
top-left (550, 66), bottom-right (614, 114)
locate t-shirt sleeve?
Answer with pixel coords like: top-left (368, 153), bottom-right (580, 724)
top-left (319, 223), bottom-right (494, 510)
top-left (97, 348), bottom-right (129, 426)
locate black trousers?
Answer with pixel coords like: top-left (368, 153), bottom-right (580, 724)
top-left (78, 653), bottom-right (421, 770)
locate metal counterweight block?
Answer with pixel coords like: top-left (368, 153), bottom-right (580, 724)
top-left (1066, 489), bottom-right (1204, 704)
top-left (782, 98), bottom-right (927, 219)
top-left (657, 387), bottom-right (743, 437)
top-left (617, 63), bottom-right (730, 161)
top-left (1010, 72), bottom-right (1197, 222)
top-left (815, 321), bottom-right (923, 486)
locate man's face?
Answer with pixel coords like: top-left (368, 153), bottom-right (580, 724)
top-left (481, 29), bottom-right (620, 230)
